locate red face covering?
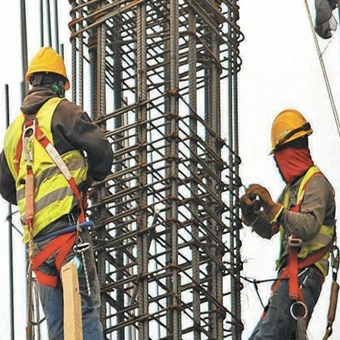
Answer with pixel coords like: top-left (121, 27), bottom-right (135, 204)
top-left (274, 147), bottom-right (314, 184)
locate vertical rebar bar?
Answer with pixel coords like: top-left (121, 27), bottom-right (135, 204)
top-left (5, 84), bottom-right (15, 340)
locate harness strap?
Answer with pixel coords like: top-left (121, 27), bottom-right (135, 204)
top-left (261, 240), bottom-right (335, 322)
top-left (271, 237), bottom-right (335, 297)
top-left (18, 112), bottom-right (88, 288)
top-left (288, 246), bottom-right (301, 301)
top-left (16, 114), bottom-right (86, 223)
top-left (31, 232), bottom-right (77, 287)
top-left (277, 168), bottom-right (327, 301)
top-left (34, 119), bottom-right (86, 222)
top-left (14, 136), bottom-right (22, 174)
top-left (25, 167), bottom-right (35, 223)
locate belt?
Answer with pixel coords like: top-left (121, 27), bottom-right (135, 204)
top-left (34, 220), bottom-right (94, 242)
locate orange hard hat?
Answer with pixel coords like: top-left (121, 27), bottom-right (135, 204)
top-left (271, 109), bottom-right (313, 153)
top-left (25, 46), bottom-right (70, 90)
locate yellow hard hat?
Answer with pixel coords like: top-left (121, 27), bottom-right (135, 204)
top-left (271, 109), bottom-right (313, 153)
top-left (25, 46), bottom-right (70, 90)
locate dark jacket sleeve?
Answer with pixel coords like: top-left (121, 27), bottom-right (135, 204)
top-left (73, 112), bottom-right (113, 181)
top-left (0, 150), bottom-right (17, 205)
top-left (52, 100), bottom-right (113, 181)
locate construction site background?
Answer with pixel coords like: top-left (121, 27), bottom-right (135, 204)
top-left (0, 1), bottom-right (340, 340)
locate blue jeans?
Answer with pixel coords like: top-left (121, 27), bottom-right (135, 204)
top-left (34, 231), bottom-right (103, 340)
top-left (249, 266), bottom-right (323, 340)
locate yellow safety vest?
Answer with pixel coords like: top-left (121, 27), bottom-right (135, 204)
top-left (4, 97), bottom-right (88, 243)
top-left (280, 166), bottom-right (335, 276)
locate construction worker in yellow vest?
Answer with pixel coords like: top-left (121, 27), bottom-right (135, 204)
top-left (0, 46), bottom-right (113, 339)
top-left (240, 109), bottom-right (336, 339)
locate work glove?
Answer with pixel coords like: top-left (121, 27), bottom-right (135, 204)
top-left (239, 193), bottom-right (261, 226)
top-left (245, 184), bottom-right (283, 223)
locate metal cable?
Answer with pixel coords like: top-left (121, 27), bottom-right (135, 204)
top-left (303, 0), bottom-right (340, 138)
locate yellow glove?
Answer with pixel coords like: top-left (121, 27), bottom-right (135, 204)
top-left (245, 184), bottom-right (283, 223)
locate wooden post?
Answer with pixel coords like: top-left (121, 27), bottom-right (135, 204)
top-left (61, 262), bottom-right (83, 340)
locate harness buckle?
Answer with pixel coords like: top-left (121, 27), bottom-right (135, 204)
top-left (331, 245), bottom-right (339, 276)
top-left (288, 235), bottom-right (302, 248)
top-left (22, 120), bottom-right (36, 163)
top-left (290, 300), bottom-right (308, 320)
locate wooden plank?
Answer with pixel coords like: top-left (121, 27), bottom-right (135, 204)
top-left (61, 262), bottom-right (83, 340)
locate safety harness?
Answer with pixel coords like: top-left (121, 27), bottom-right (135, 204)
top-left (271, 233), bottom-right (335, 319)
top-left (17, 105), bottom-right (87, 288)
top-left (263, 167), bottom-right (337, 331)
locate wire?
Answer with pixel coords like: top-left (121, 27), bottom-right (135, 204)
top-left (240, 274), bottom-right (286, 309)
top-left (303, 0), bottom-right (340, 138)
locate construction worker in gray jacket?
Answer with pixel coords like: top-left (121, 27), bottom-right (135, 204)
top-left (240, 109), bottom-right (336, 340)
top-left (0, 46), bottom-right (113, 339)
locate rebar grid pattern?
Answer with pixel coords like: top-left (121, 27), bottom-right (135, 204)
top-left (67, 0), bottom-right (244, 339)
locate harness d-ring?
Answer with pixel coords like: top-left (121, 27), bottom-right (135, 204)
top-left (290, 300), bottom-right (308, 320)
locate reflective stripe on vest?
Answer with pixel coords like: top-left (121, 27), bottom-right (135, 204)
top-left (280, 166), bottom-right (335, 276)
top-left (4, 97), bottom-right (88, 243)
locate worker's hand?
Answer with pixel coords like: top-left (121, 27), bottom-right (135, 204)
top-left (82, 175), bottom-right (94, 190)
top-left (245, 184), bottom-right (282, 222)
top-left (239, 193), bottom-right (261, 226)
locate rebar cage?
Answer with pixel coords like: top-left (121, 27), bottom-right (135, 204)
top-left (66, 0), bottom-right (244, 339)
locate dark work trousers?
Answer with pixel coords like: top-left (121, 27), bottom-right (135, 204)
top-left (249, 266), bottom-right (323, 340)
